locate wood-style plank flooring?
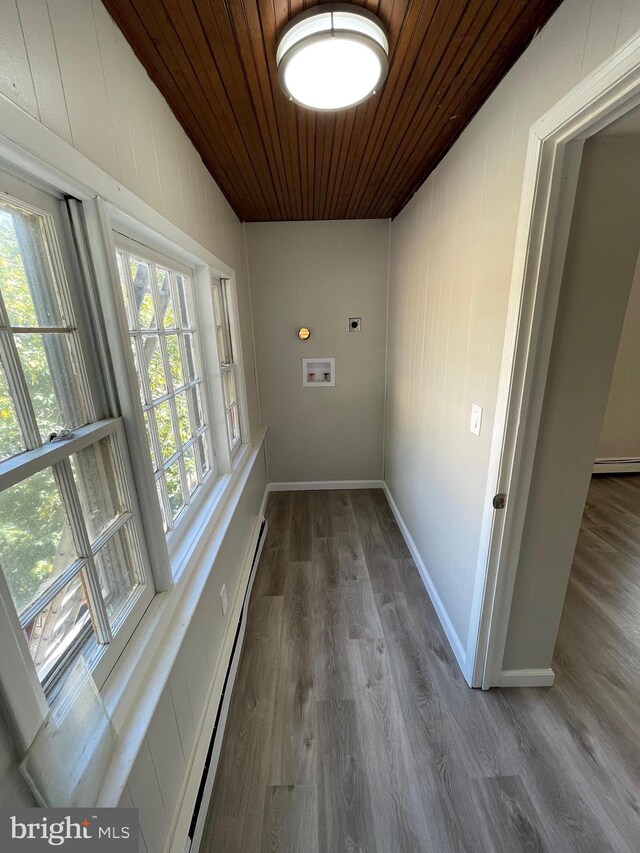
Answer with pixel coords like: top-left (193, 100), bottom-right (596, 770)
top-left (202, 482), bottom-right (640, 852)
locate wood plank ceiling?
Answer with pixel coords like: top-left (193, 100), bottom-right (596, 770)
top-left (101, 0), bottom-right (565, 221)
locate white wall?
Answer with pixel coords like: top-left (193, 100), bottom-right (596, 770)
top-left (247, 220), bottom-right (389, 483)
top-left (598, 253), bottom-right (640, 460)
top-left (0, 0), bottom-right (266, 842)
top-left (385, 0), bottom-right (640, 658)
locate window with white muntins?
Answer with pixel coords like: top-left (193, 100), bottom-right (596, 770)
top-left (0, 176), bottom-right (153, 699)
top-left (114, 243), bottom-right (214, 535)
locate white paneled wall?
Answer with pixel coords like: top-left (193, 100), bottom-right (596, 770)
top-left (385, 0), bottom-right (640, 659)
top-left (0, 0), bottom-right (230, 255)
top-left (119, 449), bottom-right (266, 852)
top-left (0, 0), bottom-right (259, 433)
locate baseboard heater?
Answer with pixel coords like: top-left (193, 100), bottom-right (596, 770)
top-left (593, 457), bottom-right (640, 474)
top-left (184, 518), bottom-right (267, 853)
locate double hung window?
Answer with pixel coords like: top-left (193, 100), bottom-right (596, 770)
top-left (0, 175), bottom-right (153, 696)
top-left (0, 158), bottom-right (250, 739)
top-left (114, 242), bottom-right (214, 534)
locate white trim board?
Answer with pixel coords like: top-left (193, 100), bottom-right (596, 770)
top-left (492, 668), bottom-right (555, 688)
top-left (593, 459), bottom-right (640, 474)
top-left (268, 480), bottom-right (385, 492)
top-left (258, 481), bottom-right (270, 518)
top-left (382, 484), bottom-right (468, 677)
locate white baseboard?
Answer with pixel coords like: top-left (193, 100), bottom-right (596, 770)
top-left (268, 479), bottom-right (385, 492)
top-left (382, 484), bottom-right (467, 677)
top-left (492, 668), bottom-right (555, 687)
top-left (593, 458), bottom-right (640, 474)
top-left (167, 511), bottom-right (268, 853)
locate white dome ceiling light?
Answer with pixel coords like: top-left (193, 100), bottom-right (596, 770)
top-left (276, 4), bottom-right (389, 112)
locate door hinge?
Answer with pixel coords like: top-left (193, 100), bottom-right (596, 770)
top-left (492, 493), bottom-right (507, 509)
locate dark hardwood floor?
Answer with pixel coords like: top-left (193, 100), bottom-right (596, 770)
top-left (201, 482), bottom-right (640, 852)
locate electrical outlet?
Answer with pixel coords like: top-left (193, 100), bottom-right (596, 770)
top-left (470, 404), bottom-right (483, 437)
top-left (220, 584), bottom-right (228, 616)
top-left (348, 317), bottom-right (361, 332)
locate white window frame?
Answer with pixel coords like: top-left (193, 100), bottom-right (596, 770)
top-left (0, 174), bottom-right (155, 749)
top-left (113, 234), bottom-right (216, 538)
top-left (211, 277), bottom-right (245, 458)
top-left (102, 206), bottom-right (251, 575)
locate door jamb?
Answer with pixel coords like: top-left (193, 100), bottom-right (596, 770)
top-left (465, 31), bottom-right (640, 689)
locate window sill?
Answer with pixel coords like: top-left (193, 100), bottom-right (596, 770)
top-left (96, 425), bottom-right (267, 806)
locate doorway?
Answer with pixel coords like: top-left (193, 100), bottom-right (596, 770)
top-left (473, 34), bottom-right (640, 688)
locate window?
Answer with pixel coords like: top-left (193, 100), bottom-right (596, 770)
top-left (212, 278), bottom-right (242, 454)
top-left (0, 179), bottom-right (153, 696)
top-left (114, 243), bottom-right (214, 534)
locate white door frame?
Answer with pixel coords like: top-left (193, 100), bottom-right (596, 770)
top-left (466, 31), bottom-right (640, 689)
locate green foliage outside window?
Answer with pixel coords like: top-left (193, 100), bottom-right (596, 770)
top-left (0, 211), bottom-right (69, 614)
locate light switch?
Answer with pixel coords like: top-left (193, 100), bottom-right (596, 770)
top-left (470, 404), bottom-right (482, 437)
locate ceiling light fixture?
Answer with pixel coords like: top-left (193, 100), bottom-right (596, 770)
top-left (276, 4), bottom-right (389, 111)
